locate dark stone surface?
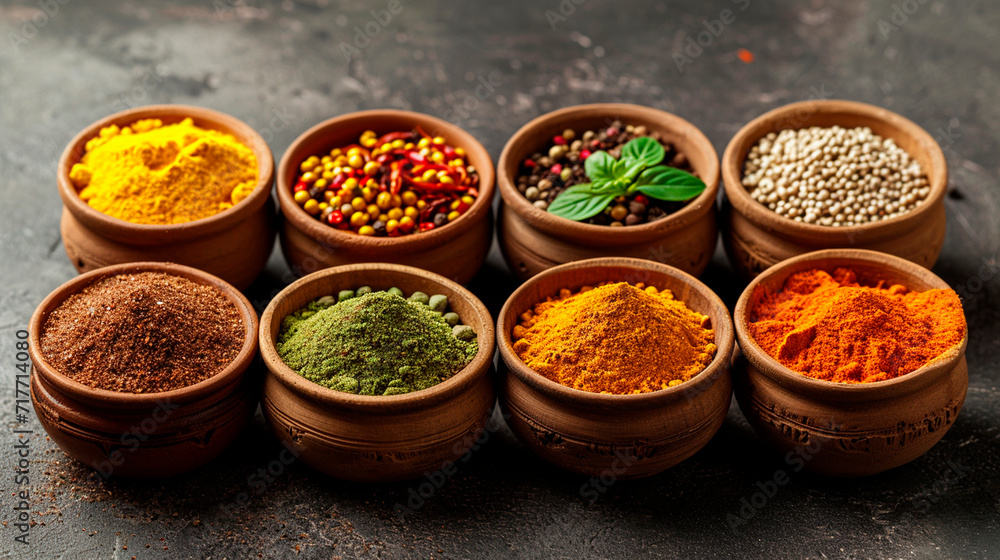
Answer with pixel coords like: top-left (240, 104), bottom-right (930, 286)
top-left (1, 0), bottom-right (998, 558)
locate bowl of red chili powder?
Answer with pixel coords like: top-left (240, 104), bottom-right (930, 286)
top-left (733, 248), bottom-right (969, 477)
top-left (29, 262), bottom-right (260, 478)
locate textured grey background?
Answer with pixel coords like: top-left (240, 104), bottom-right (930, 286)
top-left (1, 0), bottom-right (998, 558)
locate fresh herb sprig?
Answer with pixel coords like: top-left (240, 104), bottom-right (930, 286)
top-left (548, 137), bottom-right (706, 222)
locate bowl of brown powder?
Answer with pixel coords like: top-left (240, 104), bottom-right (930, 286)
top-left (29, 262), bottom-right (259, 478)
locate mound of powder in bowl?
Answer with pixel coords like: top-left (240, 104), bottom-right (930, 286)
top-left (68, 117), bottom-right (258, 225)
top-left (39, 272), bottom-right (245, 393)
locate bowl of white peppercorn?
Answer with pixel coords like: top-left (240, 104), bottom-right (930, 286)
top-left (497, 104), bottom-right (720, 281)
top-left (721, 99), bottom-right (948, 279)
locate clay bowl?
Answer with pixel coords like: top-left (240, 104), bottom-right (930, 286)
top-left (732, 249), bottom-right (968, 477)
top-left (721, 99), bottom-right (948, 279)
top-left (29, 262), bottom-right (260, 478)
top-left (58, 104), bottom-right (276, 291)
top-left (258, 263), bottom-right (496, 482)
top-left (497, 257), bottom-right (734, 479)
top-left (497, 104), bottom-right (720, 281)
top-left (276, 110), bottom-right (495, 285)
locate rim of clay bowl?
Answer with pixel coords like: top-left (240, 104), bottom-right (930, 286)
top-left (29, 262), bottom-right (260, 408)
top-left (497, 257), bottom-right (735, 407)
top-left (721, 99), bottom-right (948, 244)
top-left (259, 262), bottom-right (496, 413)
top-left (496, 103), bottom-right (720, 247)
top-left (57, 104), bottom-right (275, 244)
top-left (733, 248), bottom-right (968, 401)
top-left (276, 110), bottom-right (495, 254)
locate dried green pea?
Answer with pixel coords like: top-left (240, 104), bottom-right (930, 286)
top-left (453, 325), bottom-right (476, 341)
top-left (409, 291), bottom-right (430, 305)
top-left (428, 294), bottom-right (448, 312)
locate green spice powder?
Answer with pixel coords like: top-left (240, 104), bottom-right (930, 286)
top-left (276, 291), bottom-right (478, 396)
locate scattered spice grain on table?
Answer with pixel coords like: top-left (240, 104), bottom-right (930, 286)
top-left (69, 118), bottom-right (258, 225)
top-left (748, 267), bottom-right (966, 383)
top-left (277, 288), bottom-right (477, 396)
top-left (512, 282), bottom-right (716, 394)
top-left (39, 272), bottom-right (244, 393)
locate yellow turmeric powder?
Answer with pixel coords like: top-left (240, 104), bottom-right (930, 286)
top-left (69, 118), bottom-right (258, 225)
top-left (512, 282), bottom-right (717, 394)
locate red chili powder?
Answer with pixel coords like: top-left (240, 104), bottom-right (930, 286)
top-left (748, 268), bottom-right (966, 384)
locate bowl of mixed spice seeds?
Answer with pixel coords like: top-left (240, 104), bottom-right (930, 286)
top-left (497, 104), bottom-right (720, 280)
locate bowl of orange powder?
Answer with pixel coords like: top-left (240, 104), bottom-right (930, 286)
top-left (497, 257), bottom-right (735, 480)
top-left (57, 104), bottom-right (276, 290)
top-left (733, 248), bottom-right (969, 477)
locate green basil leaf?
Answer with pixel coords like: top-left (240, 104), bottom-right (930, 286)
top-left (621, 137), bottom-right (665, 169)
top-left (620, 159), bottom-right (648, 181)
top-left (547, 186), bottom-right (617, 221)
top-left (588, 178), bottom-right (619, 193)
top-left (584, 151), bottom-right (616, 181)
top-left (633, 165), bottom-right (706, 201)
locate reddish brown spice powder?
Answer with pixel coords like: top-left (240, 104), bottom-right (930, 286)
top-left (40, 272), bottom-right (244, 393)
top-left (748, 268), bottom-right (966, 384)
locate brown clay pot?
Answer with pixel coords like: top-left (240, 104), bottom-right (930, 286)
top-left (732, 249), bottom-right (968, 477)
top-left (276, 111), bottom-right (495, 285)
top-left (721, 100), bottom-right (948, 279)
top-left (496, 257), bottom-right (734, 479)
top-left (58, 104), bottom-right (276, 291)
top-left (29, 262), bottom-right (260, 478)
top-left (497, 104), bottom-right (720, 281)
top-left (258, 263), bottom-right (496, 482)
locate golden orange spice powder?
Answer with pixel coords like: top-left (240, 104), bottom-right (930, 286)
top-left (69, 118), bottom-right (258, 225)
top-left (748, 268), bottom-right (966, 384)
top-left (512, 282), bottom-right (716, 394)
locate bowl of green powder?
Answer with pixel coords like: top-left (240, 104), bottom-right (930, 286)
top-left (259, 263), bottom-right (495, 482)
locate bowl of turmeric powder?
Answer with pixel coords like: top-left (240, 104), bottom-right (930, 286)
top-left (57, 104), bottom-right (276, 290)
top-left (497, 257), bottom-right (735, 479)
top-left (733, 248), bottom-right (969, 477)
